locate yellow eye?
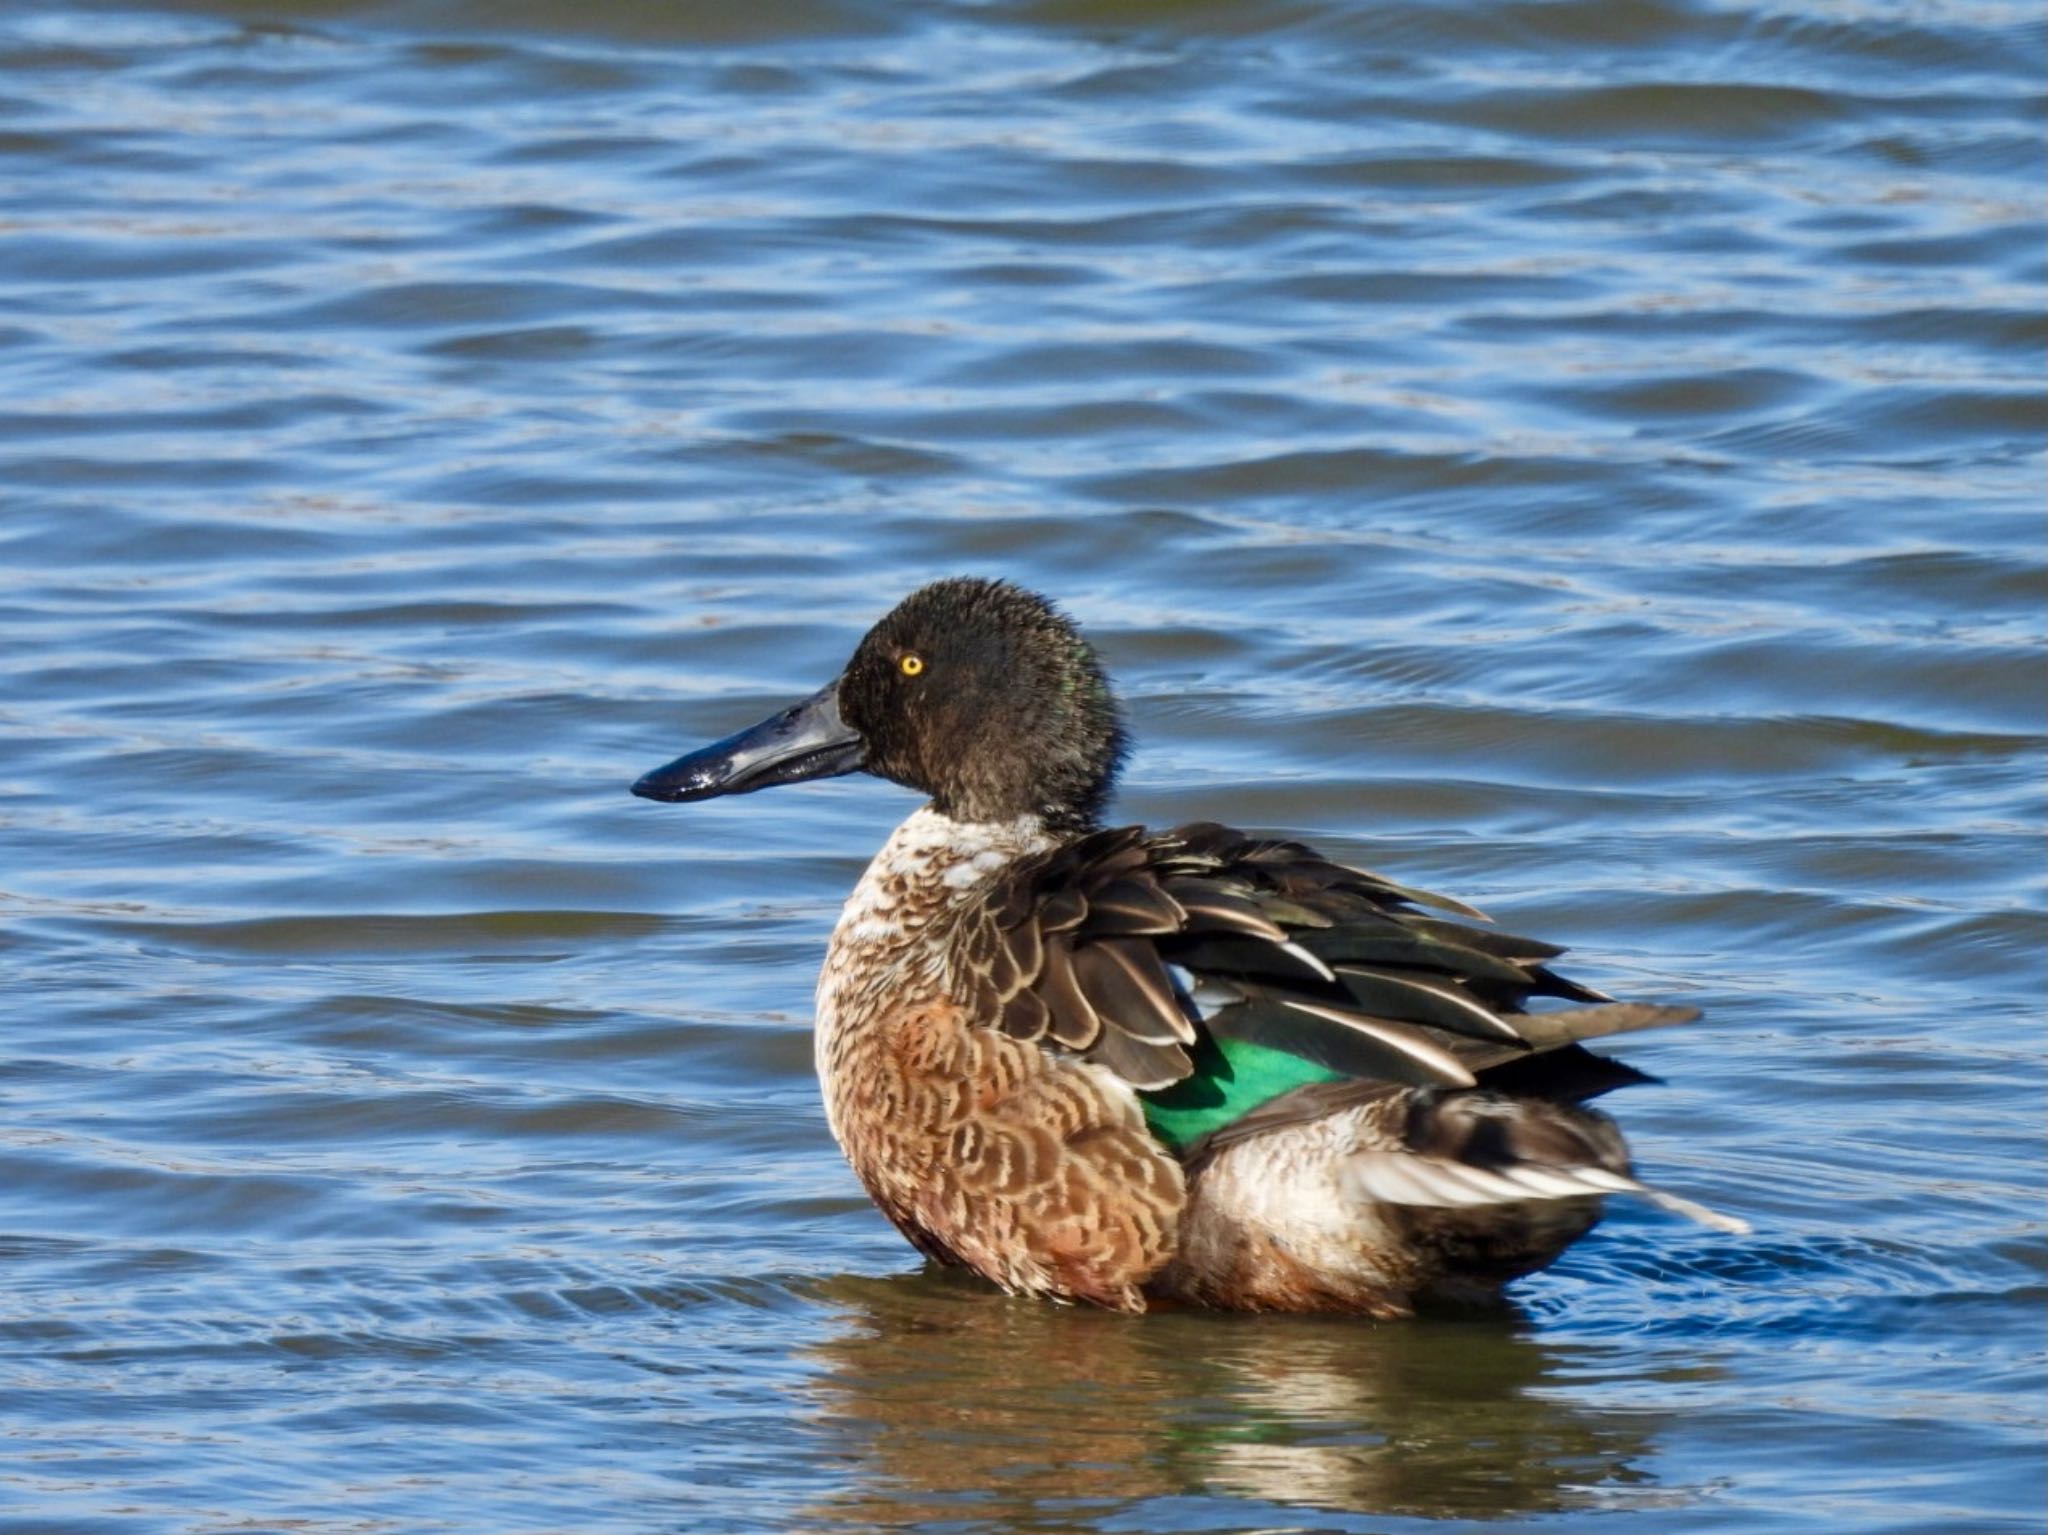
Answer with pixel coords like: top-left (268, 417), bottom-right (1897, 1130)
top-left (899, 653), bottom-right (925, 677)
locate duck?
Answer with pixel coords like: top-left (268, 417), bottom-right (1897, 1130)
top-left (631, 577), bottom-right (1744, 1316)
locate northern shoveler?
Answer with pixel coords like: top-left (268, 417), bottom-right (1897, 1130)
top-left (632, 577), bottom-right (1743, 1316)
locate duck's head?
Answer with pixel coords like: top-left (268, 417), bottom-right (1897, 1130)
top-left (632, 578), bottom-right (1127, 833)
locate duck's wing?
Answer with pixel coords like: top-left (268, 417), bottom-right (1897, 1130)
top-left (956, 821), bottom-right (1698, 1104)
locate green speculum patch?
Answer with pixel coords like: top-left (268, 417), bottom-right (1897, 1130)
top-left (1139, 1030), bottom-right (1350, 1155)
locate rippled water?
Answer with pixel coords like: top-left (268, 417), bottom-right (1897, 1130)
top-left (2, 1), bottom-right (2043, 1530)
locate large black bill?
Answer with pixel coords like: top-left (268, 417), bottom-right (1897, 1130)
top-left (631, 682), bottom-right (865, 803)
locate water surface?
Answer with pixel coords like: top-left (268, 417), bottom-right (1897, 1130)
top-left (1, 1), bottom-right (2043, 1531)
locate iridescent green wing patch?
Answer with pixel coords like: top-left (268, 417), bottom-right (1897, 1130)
top-left (1139, 1031), bottom-right (1349, 1156)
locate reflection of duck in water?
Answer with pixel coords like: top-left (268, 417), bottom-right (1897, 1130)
top-left (799, 1273), bottom-right (1669, 1524)
top-left (635, 579), bottom-right (1744, 1316)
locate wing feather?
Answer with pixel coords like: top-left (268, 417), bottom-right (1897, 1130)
top-left (1038, 937), bottom-right (1102, 1052)
top-left (948, 821), bottom-right (1694, 1114)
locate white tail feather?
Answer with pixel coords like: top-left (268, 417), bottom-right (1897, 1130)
top-left (1346, 1153), bottom-right (1750, 1234)
top-left (1634, 1184), bottom-right (1752, 1235)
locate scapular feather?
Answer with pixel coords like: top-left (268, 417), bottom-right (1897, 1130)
top-left (1070, 941), bottom-right (1192, 1047)
top-left (1161, 931), bottom-right (1340, 987)
top-left (1510, 1002), bottom-right (1698, 1053)
top-left (1332, 965), bottom-right (1523, 1042)
top-left (1528, 965), bottom-right (1614, 1004)
top-left (1001, 910), bottom-right (1042, 992)
top-left (1085, 1019), bottom-right (1191, 1091)
top-left (1405, 916), bottom-right (1566, 962)
top-left (1159, 881), bottom-right (1290, 943)
top-left (1208, 999), bottom-right (1476, 1089)
top-left (1037, 886), bottom-right (1088, 933)
top-left (1102, 940), bottom-right (1198, 1044)
top-left (1299, 927), bottom-right (1536, 989)
top-left (1038, 938), bottom-right (1101, 1050)
top-left (1329, 864), bottom-right (1490, 920)
top-left (1000, 986), bottom-right (1050, 1042)
top-left (1084, 878), bottom-right (1186, 935)
top-left (984, 933), bottom-right (1020, 999)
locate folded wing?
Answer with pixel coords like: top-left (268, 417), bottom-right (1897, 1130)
top-left (954, 820), bottom-right (1697, 1102)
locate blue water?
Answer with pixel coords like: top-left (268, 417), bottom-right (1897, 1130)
top-left (1, 1), bottom-right (2042, 1531)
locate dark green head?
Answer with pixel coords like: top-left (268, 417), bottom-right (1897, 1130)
top-left (633, 578), bottom-right (1128, 833)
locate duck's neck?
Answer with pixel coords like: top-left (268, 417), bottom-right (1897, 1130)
top-left (825, 805), bottom-right (1055, 970)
